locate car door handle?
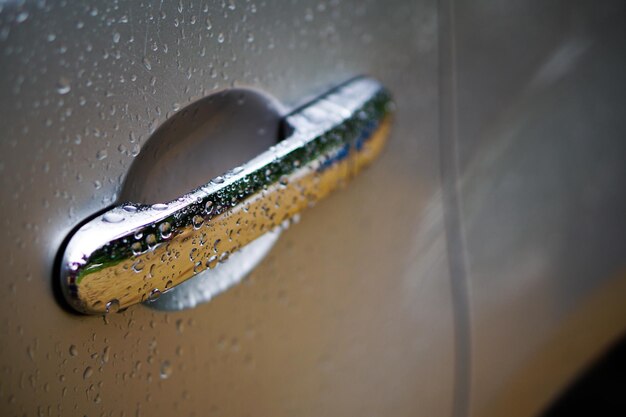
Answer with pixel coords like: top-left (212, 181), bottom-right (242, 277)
top-left (59, 76), bottom-right (393, 314)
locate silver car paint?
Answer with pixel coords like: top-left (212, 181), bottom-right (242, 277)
top-left (1, 1), bottom-right (453, 416)
top-left (1, 0), bottom-right (625, 416)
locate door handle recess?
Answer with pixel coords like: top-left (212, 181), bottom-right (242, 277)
top-left (59, 77), bottom-right (393, 314)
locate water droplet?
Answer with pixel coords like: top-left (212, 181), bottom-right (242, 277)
top-left (146, 233), bottom-right (157, 249)
top-left (96, 149), bottom-right (108, 160)
top-left (219, 251), bottom-right (231, 263)
top-left (192, 215), bottom-right (204, 229)
top-left (159, 222), bottom-right (172, 238)
top-left (16, 11), bottom-right (29, 23)
top-left (123, 205), bottom-right (137, 212)
top-left (176, 319), bottom-right (184, 333)
top-left (206, 255), bottom-right (218, 269)
top-left (83, 366), bottom-right (93, 380)
top-left (152, 203), bottom-right (167, 210)
top-left (148, 288), bottom-right (161, 302)
top-left (211, 176), bottom-right (225, 184)
top-left (102, 212), bottom-right (125, 223)
top-left (160, 360), bottom-right (172, 379)
top-left (113, 32), bottom-right (121, 43)
top-left (189, 248), bottom-right (198, 261)
top-left (132, 260), bottom-right (145, 272)
top-left (131, 242), bottom-right (143, 255)
top-left (56, 78), bottom-right (71, 95)
top-left (69, 345), bottom-right (78, 356)
top-left (102, 346), bottom-right (110, 363)
top-left (205, 201), bottom-right (213, 214)
top-left (217, 33), bottom-right (225, 43)
top-left (105, 299), bottom-right (120, 313)
top-left (142, 57), bottom-right (152, 70)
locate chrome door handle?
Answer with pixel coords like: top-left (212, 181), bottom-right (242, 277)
top-left (59, 77), bottom-right (393, 314)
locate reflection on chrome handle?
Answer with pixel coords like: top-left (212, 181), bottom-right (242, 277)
top-left (59, 76), bottom-right (393, 314)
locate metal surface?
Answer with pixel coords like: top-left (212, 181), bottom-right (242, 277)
top-left (60, 77), bottom-right (393, 314)
top-left (440, 1), bottom-right (626, 417)
top-left (1, 1), bottom-right (453, 416)
top-left (4, 0), bottom-right (624, 416)
top-left (148, 230), bottom-right (281, 311)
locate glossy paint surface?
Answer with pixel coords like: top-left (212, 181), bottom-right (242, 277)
top-left (440, 1), bottom-right (626, 416)
top-left (0, 1), bottom-right (452, 416)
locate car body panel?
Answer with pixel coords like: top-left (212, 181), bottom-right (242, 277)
top-left (0, 1), bottom-right (455, 416)
top-left (2, 1), bottom-right (626, 416)
top-left (440, 1), bottom-right (626, 416)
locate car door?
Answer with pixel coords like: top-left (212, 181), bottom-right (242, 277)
top-left (443, 2), bottom-right (626, 417)
top-left (0, 1), bottom-right (456, 416)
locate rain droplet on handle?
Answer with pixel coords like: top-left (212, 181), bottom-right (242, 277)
top-left (102, 212), bottom-right (125, 223)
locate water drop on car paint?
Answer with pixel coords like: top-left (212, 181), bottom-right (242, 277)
top-left (96, 149), bottom-right (108, 160)
top-left (56, 78), bottom-right (71, 95)
top-left (159, 361), bottom-right (172, 379)
top-left (15, 11), bottom-right (29, 23)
